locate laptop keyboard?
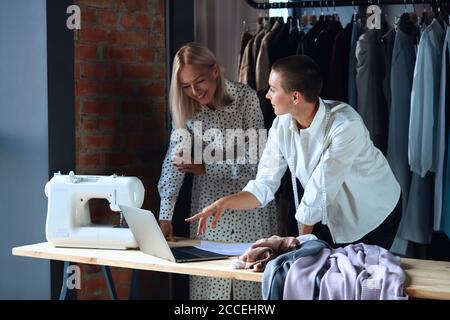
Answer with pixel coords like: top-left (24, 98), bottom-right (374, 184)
top-left (170, 246), bottom-right (228, 260)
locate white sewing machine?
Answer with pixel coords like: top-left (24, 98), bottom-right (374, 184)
top-left (45, 171), bottom-right (144, 249)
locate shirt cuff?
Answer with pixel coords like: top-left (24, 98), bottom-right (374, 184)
top-left (159, 198), bottom-right (176, 220)
top-left (242, 180), bottom-right (275, 208)
top-left (295, 202), bottom-right (323, 226)
top-left (296, 234), bottom-right (318, 244)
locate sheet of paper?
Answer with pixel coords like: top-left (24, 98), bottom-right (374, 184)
top-left (194, 241), bottom-right (252, 256)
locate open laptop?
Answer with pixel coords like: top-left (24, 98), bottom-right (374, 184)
top-left (119, 204), bottom-right (230, 263)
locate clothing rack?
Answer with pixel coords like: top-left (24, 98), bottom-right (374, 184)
top-left (244, 0), bottom-right (442, 10)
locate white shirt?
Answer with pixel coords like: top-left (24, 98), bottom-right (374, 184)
top-left (409, 19), bottom-right (445, 177)
top-left (243, 99), bottom-right (401, 243)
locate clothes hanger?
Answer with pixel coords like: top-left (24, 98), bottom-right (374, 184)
top-left (420, 0), bottom-right (429, 26)
top-left (293, 17), bottom-right (301, 33)
top-left (351, 1), bottom-right (358, 24)
top-left (301, 7), bottom-right (309, 29)
top-left (257, 10), bottom-right (270, 31)
top-left (324, 1), bottom-right (334, 24)
top-left (332, 0), bottom-right (340, 22)
top-left (319, 0), bottom-right (326, 23)
top-left (392, 0), bottom-right (408, 30)
top-left (400, 8), bottom-right (416, 35)
top-left (325, 0), bottom-right (332, 19)
top-left (309, 1), bottom-right (317, 26)
top-left (288, 16), bottom-right (297, 33)
top-left (427, 0), bottom-right (436, 24)
top-left (436, 0), bottom-right (450, 28)
top-left (242, 20), bottom-right (248, 33)
top-left (409, 0), bottom-right (419, 25)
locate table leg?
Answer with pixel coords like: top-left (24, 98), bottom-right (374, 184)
top-left (101, 265), bottom-right (117, 300)
top-left (59, 261), bottom-right (70, 300)
top-left (129, 269), bottom-right (139, 300)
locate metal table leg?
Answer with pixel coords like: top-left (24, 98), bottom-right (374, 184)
top-left (101, 265), bottom-right (117, 300)
top-left (129, 269), bottom-right (139, 300)
top-left (59, 261), bottom-right (70, 300)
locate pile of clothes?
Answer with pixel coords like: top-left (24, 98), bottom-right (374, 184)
top-left (233, 235), bottom-right (408, 300)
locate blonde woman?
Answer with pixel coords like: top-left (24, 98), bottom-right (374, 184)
top-left (157, 43), bottom-right (277, 300)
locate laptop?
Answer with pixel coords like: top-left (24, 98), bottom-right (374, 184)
top-left (119, 204), bottom-right (231, 263)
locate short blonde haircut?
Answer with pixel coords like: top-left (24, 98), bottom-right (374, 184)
top-left (169, 42), bottom-right (233, 129)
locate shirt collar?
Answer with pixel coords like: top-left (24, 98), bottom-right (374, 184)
top-left (289, 98), bottom-right (326, 139)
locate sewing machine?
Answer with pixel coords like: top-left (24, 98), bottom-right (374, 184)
top-left (45, 171), bottom-right (145, 249)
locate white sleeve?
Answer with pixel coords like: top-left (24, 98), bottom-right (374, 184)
top-left (296, 120), bottom-right (365, 225)
top-left (409, 32), bottom-right (435, 177)
top-left (242, 122), bottom-right (288, 207)
top-left (157, 128), bottom-right (189, 220)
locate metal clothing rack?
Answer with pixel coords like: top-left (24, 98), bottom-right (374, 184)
top-left (244, 0), bottom-right (443, 10)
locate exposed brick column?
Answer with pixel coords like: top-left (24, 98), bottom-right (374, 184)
top-left (73, 0), bottom-right (168, 299)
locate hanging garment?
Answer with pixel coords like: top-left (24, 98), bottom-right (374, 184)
top-left (271, 19), bottom-right (292, 64)
top-left (356, 29), bottom-right (389, 155)
top-left (238, 36), bottom-right (256, 89)
top-left (301, 16), bottom-right (326, 60)
top-left (439, 27), bottom-right (450, 238)
top-left (408, 19), bottom-right (445, 177)
top-left (434, 27), bottom-right (450, 232)
top-left (286, 20), bottom-right (301, 56)
top-left (252, 25), bottom-right (267, 70)
top-left (295, 29), bottom-right (306, 55)
top-left (400, 19), bottom-right (445, 245)
top-left (257, 87), bottom-right (276, 130)
top-left (381, 28), bottom-right (396, 114)
top-left (325, 22), bottom-right (353, 101)
top-left (158, 80), bottom-right (278, 299)
top-left (314, 16), bottom-right (343, 98)
top-left (255, 19), bottom-right (283, 91)
top-left (387, 28), bottom-right (418, 251)
top-left (397, 172), bottom-right (434, 244)
top-left (348, 21), bottom-right (363, 110)
top-left (237, 30), bottom-right (253, 78)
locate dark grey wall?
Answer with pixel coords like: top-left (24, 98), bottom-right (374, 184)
top-left (165, 0), bottom-right (194, 299)
top-left (46, 0), bottom-right (76, 300)
top-left (0, 0), bottom-right (50, 299)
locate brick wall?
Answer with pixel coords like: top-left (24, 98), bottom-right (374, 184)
top-left (73, 0), bottom-right (168, 299)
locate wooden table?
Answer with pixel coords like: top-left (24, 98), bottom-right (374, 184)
top-left (12, 241), bottom-right (450, 300)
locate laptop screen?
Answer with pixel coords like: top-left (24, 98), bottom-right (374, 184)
top-left (119, 204), bottom-right (230, 263)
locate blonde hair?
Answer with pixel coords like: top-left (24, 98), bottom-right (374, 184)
top-left (169, 42), bottom-right (233, 129)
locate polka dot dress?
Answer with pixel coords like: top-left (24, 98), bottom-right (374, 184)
top-left (158, 80), bottom-right (278, 300)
